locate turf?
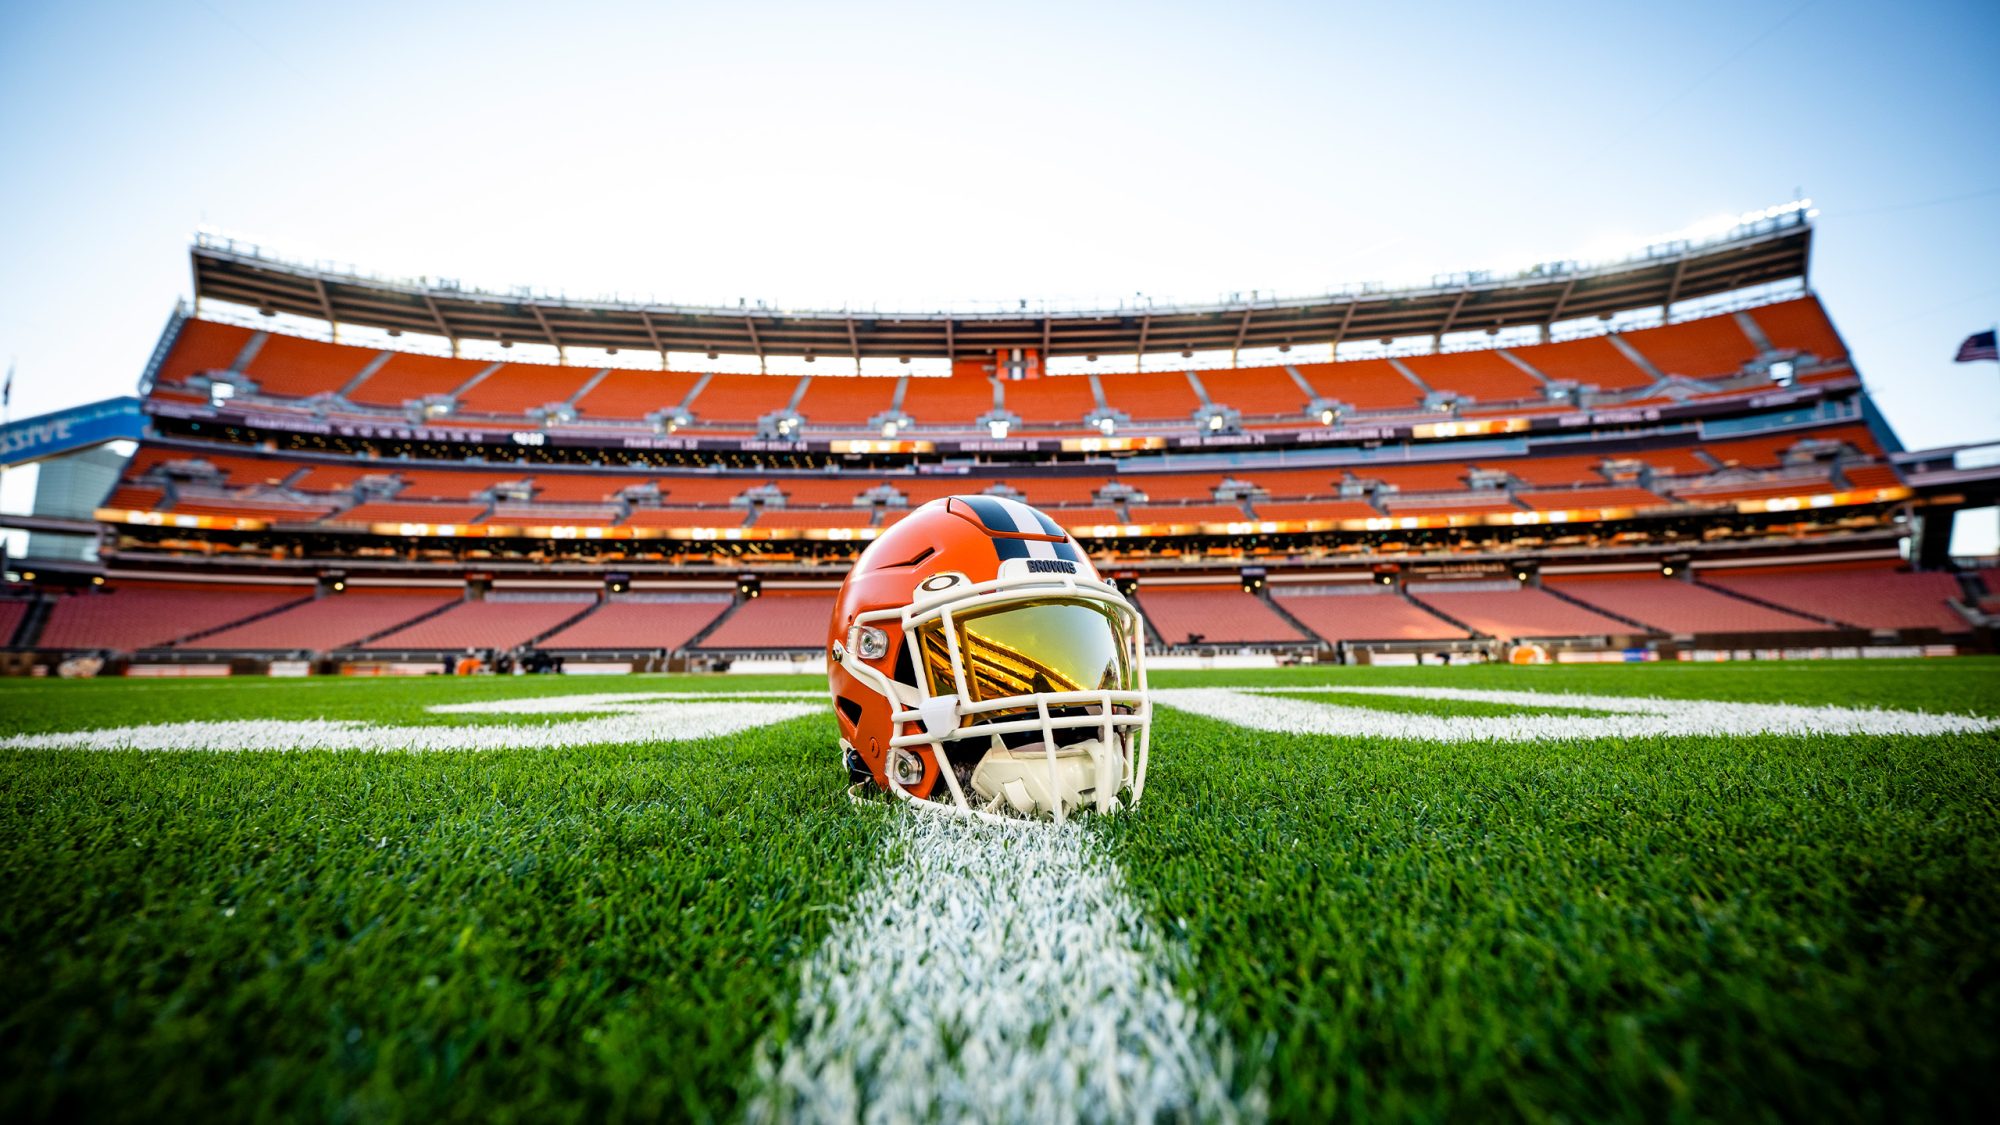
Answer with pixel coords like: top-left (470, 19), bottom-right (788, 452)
top-left (2, 662), bottom-right (1998, 1121)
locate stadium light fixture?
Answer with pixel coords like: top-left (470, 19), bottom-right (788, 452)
top-left (988, 419), bottom-right (1010, 440)
top-left (881, 420), bottom-right (899, 438)
top-left (1320, 408), bottom-right (1337, 426)
top-left (1097, 417), bottom-right (1116, 436)
top-left (1208, 414), bottom-right (1224, 431)
top-left (331, 580), bottom-right (346, 593)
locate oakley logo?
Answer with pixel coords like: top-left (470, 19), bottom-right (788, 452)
top-left (1025, 559), bottom-right (1078, 574)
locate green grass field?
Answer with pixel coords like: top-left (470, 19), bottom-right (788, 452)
top-left (3, 661), bottom-right (1998, 1122)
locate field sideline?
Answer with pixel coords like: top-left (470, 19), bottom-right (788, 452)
top-left (3, 661), bottom-right (1997, 1121)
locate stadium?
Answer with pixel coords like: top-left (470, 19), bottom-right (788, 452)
top-left (4, 2), bottom-right (1999, 1120)
top-left (4, 204), bottom-right (1997, 669)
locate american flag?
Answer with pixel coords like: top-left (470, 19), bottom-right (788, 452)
top-left (1955, 329), bottom-right (1998, 363)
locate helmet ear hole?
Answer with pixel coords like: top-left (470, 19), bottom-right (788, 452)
top-left (836, 696), bottom-right (864, 728)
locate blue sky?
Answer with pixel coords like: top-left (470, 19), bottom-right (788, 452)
top-left (2, 0), bottom-right (1997, 537)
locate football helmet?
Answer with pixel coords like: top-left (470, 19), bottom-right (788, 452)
top-left (827, 495), bottom-right (1151, 823)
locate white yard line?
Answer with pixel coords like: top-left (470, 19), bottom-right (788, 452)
top-left (1157, 686), bottom-right (1998, 741)
top-left (0, 701), bottom-right (820, 753)
top-left (748, 810), bottom-right (1257, 1124)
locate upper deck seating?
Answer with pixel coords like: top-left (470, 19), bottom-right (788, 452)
top-left (155, 320), bottom-right (255, 386)
top-left (775, 478), bottom-right (874, 506)
top-left (656, 476), bottom-right (761, 505)
top-left (1380, 493), bottom-right (1522, 515)
top-left (1095, 371), bottom-right (1203, 422)
top-left (291, 464), bottom-right (385, 493)
top-left (1400, 349), bottom-right (1541, 401)
top-left (750, 508), bottom-right (876, 530)
top-left (540, 595), bottom-right (732, 651)
top-left (170, 497), bottom-right (337, 521)
top-left (1515, 487), bottom-right (1665, 511)
top-left (122, 447), bottom-right (295, 488)
top-left (390, 469), bottom-right (522, 500)
top-left (1246, 499), bottom-right (1383, 522)
top-left (364, 595), bottom-right (596, 650)
top-left (1273, 587), bottom-right (1469, 642)
top-left (243, 333), bottom-right (381, 399)
top-left (102, 486), bottom-right (166, 511)
top-left (186, 590), bottom-right (456, 650)
top-left (1619, 316), bottom-right (1760, 380)
top-left (1408, 584), bottom-right (1634, 640)
top-left (901, 374), bottom-right (995, 428)
top-left (1358, 463), bottom-right (1471, 493)
top-left (1199, 365), bottom-right (1310, 417)
top-left (1123, 503), bottom-right (1250, 526)
top-left (1702, 563), bottom-right (1970, 632)
top-left (1547, 574), bottom-right (1824, 635)
top-left (329, 501), bottom-right (487, 526)
top-left (1138, 584), bottom-right (1310, 645)
top-left (484, 505), bottom-right (619, 527)
top-left (1293, 360), bottom-right (1425, 410)
top-left (573, 370), bottom-right (701, 420)
top-left (623, 507), bottom-right (753, 530)
top-left (1509, 334), bottom-right (1654, 391)
top-left (685, 374), bottom-right (802, 424)
top-left (1618, 447), bottom-right (1714, 476)
top-left (1497, 455), bottom-right (1605, 487)
top-left (1673, 476), bottom-right (1834, 503)
top-left (1841, 464), bottom-right (1903, 491)
top-left (38, 584), bottom-right (309, 650)
top-left (529, 474), bottom-right (653, 504)
top-left (1747, 296), bottom-right (1847, 361)
top-left (1242, 467), bottom-right (1346, 499)
top-left (795, 375), bottom-right (899, 425)
top-left (1004, 376), bottom-right (1099, 426)
top-left (346, 352), bottom-right (489, 407)
top-left (695, 592), bottom-right (837, 649)
top-left (1118, 473), bottom-right (1229, 502)
top-left (454, 363), bottom-right (599, 415)
top-left (1045, 507), bottom-right (1127, 530)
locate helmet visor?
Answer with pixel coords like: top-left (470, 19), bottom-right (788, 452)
top-left (917, 596), bottom-right (1136, 707)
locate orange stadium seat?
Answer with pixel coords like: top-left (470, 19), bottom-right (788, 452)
top-left (573, 369), bottom-right (702, 420)
top-left (901, 374), bottom-right (996, 427)
top-left (102, 486), bottom-right (165, 511)
top-left (1006, 478), bottom-right (1111, 507)
top-left (1490, 454), bottom-right (1605, 487)
top-left (1359, 463), bottom-right (1471, 493)
top-left (1199, 365), bottom-right (1311, 417)
top-left (1514, 486), bottom-right (1665, 511)
top-left (346, 352), bottom-right (489, 407)
top-left (121, 447), bottom-right (296, 488)
top-left (1246, 500), bottom-right (1382, 521)
top-left (750, 509), bottom-right (876, 530)
top-left (1672, 476), bottom-right (1834, 503)
top-left (38, 584), bottom-right (310, 651)
top-left (1095, 371), bottom-right (1203, 422)
top-left (290, 463), bottom-right (386, 493)
top-left (1293, 360), bottom-right (1425, 410)
top-left (1004, 376), bottom-right (1099, 426)
top-left (328, 501), bottom-right (487, 526)
top-left (1842, 464), bottom-right (1902, 491)
top-left (0, 598), bottom-right (30, 645)
top-left (1273, 587), bottom-right (1469, 642)
top-left (454, 362), bottom-right (600, 416)
top-left (186, 590), bottom-right (457, 650)
top-left (1747, 296), bottom-right (1847, 361)
top-left (655, 476), bottom-right (761, 505)
top-left (622, 507), bottom-right (752, 530)
top-left (1620, 316), bottom-right (1760, 380)
top-left (1138, 584), bottom-right (1309, 645)
top-left (696, 591), bottom-right (838, 649)
top-left (527, 474), bottom-right (652, 504)
top-left (154, 320), bottom-right (255, 386)
top-left (1703, 563), bottom-right (1969, 632)
top-left (1408, 584), bottom-right (1635, 640)
top-left (795, 375), bottom-right (899, 425)
top-left (170, 497), bottom-right (337, 521)
top-left (1045, 507), bottom-right (1127, 530)
top-left (1509, 334), bottom-right (1654, 391)
top-left (364, 595), bottom-right (596, 650)
top-left (685, 374), bottom-right (802, 424)
top-left (1400, 349), bottom-right (1541, 402)
top-left (540, 596), bottom-right (733, 651)
top-left (1241, 467), bottom-right (1345, 499)
top-left (1116, 472), bottom-right (1227, 502)
top-left (391, 469), bottom-right (522, 500)
top-left (774, 477), bottom-right (875, 507)
top-left (1124, 503), bottom-right (1250, 526)
top-left (243, 332), bottom-right (382, 399)
top-left (1547, 574), bottom-right (1824, 635)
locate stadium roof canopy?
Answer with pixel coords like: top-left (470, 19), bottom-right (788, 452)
top-left (191, 207), bottom-right (1812, 362)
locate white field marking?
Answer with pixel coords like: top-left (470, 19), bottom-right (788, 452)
top-left (748, 810), bottom-right (1258, 1125)
top-left (2, 692), bottom-right (822, 753)
top-left (1154, 685), bottom-right (1999, 742)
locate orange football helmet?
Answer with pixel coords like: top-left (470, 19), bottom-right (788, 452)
top-left (827, 495), bottom-right (1151, 822)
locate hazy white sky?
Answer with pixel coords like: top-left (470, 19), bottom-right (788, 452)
top-left (2, 0), bottom-right (1997, 544)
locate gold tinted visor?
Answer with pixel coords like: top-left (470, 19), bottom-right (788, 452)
top-left (917, 597), bottom-right (1136, 707)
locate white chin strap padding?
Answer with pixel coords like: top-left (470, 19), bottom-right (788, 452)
top-left (970, 738), bottom-right (1117, 818)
